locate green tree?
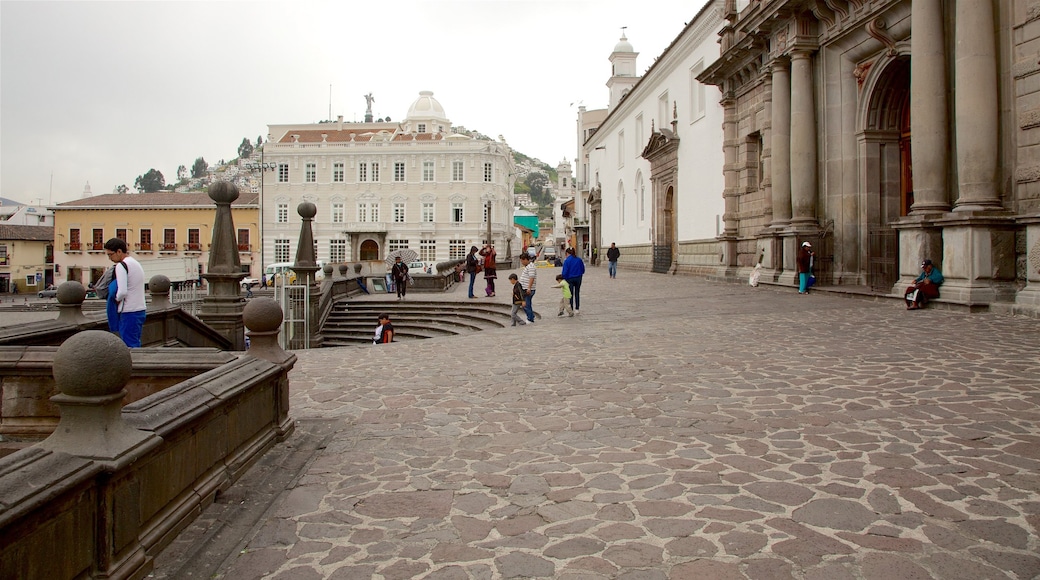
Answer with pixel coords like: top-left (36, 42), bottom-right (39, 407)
top-left (191, 157), bottom-right (208, 179)
top-left (134, 169), bottom-right (165, 192)
top-left (238, 138), bottom-right (254, 159)
top-left (114, 184), bottom-right (129, 195)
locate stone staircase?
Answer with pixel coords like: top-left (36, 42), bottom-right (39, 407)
top-left (321, 299), bottom-right (518, 346)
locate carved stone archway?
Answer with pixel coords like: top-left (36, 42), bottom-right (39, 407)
top-left (642, 129), bottom-right (680, 273)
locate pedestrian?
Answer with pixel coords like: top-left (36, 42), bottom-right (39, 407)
top-left (261, 274), bottom-right (267, 288)
top-left (905, 259), bottom-right (944, 310)
top-left (561, 247), bottom-right (585, 314)
top-left (519, 253), bottom-right (537, 323)
top-left (104, 237), bottom-right (147, 347)
top-left (465, 246), bottom-right (481, 299)
top-left (797, 241), bottom-right (814, 294)
top-left (372, 313), bottom-right (394, 344)
top-left (480, 244), bottom-right (497, 297)
top-left (552, 274), bottom-right (574, 317)
top-left (508, 273), bottom-right (526, 326)
top-left (391, 256), bottom-right (409, 301)
top-left (92, 264), bottom-right (118, 332)
top-left (606, 242), bottom-right (620, 279)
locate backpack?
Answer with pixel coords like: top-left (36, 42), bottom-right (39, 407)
top-left (94, 262), bottom-right (128, 300)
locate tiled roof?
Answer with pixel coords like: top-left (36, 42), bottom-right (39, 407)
top-left (54, 191), bottom-right (259, 209)
top-left (0, 224), bottom-right (54, 242)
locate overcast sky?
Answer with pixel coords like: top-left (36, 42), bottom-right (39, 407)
top-left (1, 0), bottom-right (710, 205)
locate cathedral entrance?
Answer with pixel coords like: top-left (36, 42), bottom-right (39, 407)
top-left (652, 186), bottom-right (675, 273)
top-left (861, 56), bottom-right (910, 292)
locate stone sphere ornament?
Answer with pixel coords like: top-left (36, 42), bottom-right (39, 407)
top-left (53, 330), bottom-right (132, 397)
top-left (243, 298), bottom-right (284, 333)
top-left (149, 275), bottom-right (172, 294)
top-left (56, 281), bottom-right (87, 304)
top-left (208, 180), bottom-right (240, 204)
top-left (297, 201), bottom-right (317, 219)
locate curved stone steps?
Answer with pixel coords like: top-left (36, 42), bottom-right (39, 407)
top-left (321, 299), bottom-right (515, 346)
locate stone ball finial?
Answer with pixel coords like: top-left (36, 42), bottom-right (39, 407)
top-left (243, 298), bottom-right (283, 333)
top-left (53, 330), bottom-right (132, 397)
top-left (149, 274), bottom-right (171, 295)
top-left (323, 264), bottom-right (333, 275)
top-left (208, 180), bottom-right (240, 204)
top-left (338, 264), bottom-right (348, 275)
top-left (297, 201), bottom-right (317, 219)
top-left (56, 281), bottom-right (87, 304)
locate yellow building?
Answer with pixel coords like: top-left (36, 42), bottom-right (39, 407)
top-left (52, 191), bottom-right (259, 287)
top-left (0, 224), bottom-right (54, 294)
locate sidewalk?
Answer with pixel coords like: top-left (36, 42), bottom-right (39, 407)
top-left (154, 268), bottom-right (1040, 579)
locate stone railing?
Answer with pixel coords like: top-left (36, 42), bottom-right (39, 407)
top-left (0, 298), bottom-right (295, 579)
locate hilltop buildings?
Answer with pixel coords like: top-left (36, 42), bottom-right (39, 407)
top-left (260, 91), bottom-right (516, 268)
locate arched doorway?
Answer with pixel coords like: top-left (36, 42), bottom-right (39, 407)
top-left (861, 55), bottom-right (910, 291)
top-left (359, 239), bottom-right (379, 261)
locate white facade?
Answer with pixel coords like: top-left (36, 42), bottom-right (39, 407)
top-left (585, 3), bottom-right (725, 251)
top-left (261, 91), bottom-right (516, 267)
top-left (0, 197), bottom-right (54, 227)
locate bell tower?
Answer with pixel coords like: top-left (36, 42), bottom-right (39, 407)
top-left (607, 28), bottom-right (639, 110)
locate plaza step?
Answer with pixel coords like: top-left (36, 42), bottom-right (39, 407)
top-left (320, 299), bottom-right (515, 346)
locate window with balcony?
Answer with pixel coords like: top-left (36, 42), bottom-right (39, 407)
top-left (393, 202), bottom-right (405, 223)
top-left (452, 202), bottom-right (464, 223)
top-left (331, 202), bottom-right (344, 223)
top-left (139, 229), bottom-right (151, 252)
top-left (162, 229), bottom-right (177, 252)
top-left (69, 229), bottom-right (81, 251)
top-left (394, 162), bottom-right (405, 182)
top-left (237, 228), bottom-right (250, 252)
top-left (187, 228), bottom-right (202, 252)
top-left (357, 202), bottom-right (379, 222)
top-left (452, 160), bottom-right (464, 181)
top-left (92, 228), bottom-right (105, 251)
top-left (116, 228), bottom-right (127, 242)
top-left (422, 202), bottom-right (435, 223)
top-left (0, 244), bottom-right (7, 266)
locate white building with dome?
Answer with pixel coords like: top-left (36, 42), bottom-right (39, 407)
top-left (259, 91), bottom-right (516, 271)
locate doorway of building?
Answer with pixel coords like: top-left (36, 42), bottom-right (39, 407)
top-left (359, 239), bottom-right (379, 261)
top-left (653, 186), bottom-right (675, 273)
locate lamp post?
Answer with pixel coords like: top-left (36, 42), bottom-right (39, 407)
top-left (244, 148), bottom-right (277, 280)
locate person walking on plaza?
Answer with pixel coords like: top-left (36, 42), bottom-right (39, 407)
top-left (372, 313), bottom-right (394, 344)
top-left (606, 243), bottom-right (620, 279)
top-left (465, 246), bottom-right (481, 299)
top-left (797, 241), bottom-right (814, 294)
top-left (561, 247), bottom-right (585, 314)
top-left (391, 256), bottom-right (409, 301)
top-left (552, 274), bottom-right (574, 317)
top-left (480, 244), bottom-right (497, 297)
top-left (905, 259), bottom-right (944, 310)
top-left (519, 253), bottom-right (537, 323)
top-left (104, 237), bottom-right (146, 347)
top-left (508, 274), bottom-right (526, 326)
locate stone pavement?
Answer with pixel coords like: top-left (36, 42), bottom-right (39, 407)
top-left (153, 267), bottom-right (1040, 580)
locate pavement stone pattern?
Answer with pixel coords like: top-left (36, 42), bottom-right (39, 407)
top-left (156, 268), bottom-right (1040, 579)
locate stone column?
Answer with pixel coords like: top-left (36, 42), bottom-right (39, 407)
top-left (910, 0), bottom-right (950, 213)
top-left (291, 202), bottom-right (322, 349)
top-left (720, 96), bottom-right (739, 267)
top-left (789, 49), bottom-right (818, 228)
top-left (953, 0), bottom-right (1000, 211)
top-left (770, 59), bottom-right (792, 229)
top-left (199, 182), bottom-right (248, 350)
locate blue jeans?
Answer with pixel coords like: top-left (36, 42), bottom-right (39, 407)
top-left (608, 261), bottom-right (617, 278)
top-left (118, 310), bottom-right (147, 348)
top-left (523, 290), bottom-right (535, 322)
top-left (468, 272), bottom-right (477, 298)
top-left (566, 276), bottom-right (582, 310)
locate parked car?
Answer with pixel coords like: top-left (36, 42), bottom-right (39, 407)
top-left (241, 277), bottom-right (260, 289)
top-left (38, 285), bottom-right (58, 298)
top-left (407, 261), bottom-right (432, 274)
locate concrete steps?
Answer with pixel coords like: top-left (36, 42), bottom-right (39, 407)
top-left (321, 299), bottom-right (515, 346)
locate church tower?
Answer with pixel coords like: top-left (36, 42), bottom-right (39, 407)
top-left (607, 30), bottom-right (639, 110)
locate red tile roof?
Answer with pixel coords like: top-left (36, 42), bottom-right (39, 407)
top-left (0, 224), bottom-right (54, 242)
top-left (54, 191), bottom-right (259, 208)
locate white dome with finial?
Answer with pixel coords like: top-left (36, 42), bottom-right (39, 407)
top-left (613, 32), bottom-right (634, 54)
top-left (405, 91), bottom-right (450, 133)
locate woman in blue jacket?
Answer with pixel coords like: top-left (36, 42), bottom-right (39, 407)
top-left (561, 247), bottom-right (586, 314)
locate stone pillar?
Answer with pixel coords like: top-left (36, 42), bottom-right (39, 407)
top-left (36, 331), bottom-right (161, 469)
top-left (789, 49), bottom-right (818, 228)
top-left (243, 297), bottom-right (296, 439)
top-left (720, 96), bottom-right (739, 267)
top-left (953, 0), bottom-right (1000, 212)
top-left (291, 202), bottom-right (322, 349)
top-left (54, 281), bottom-right (89, 325)
top-left (910, 0), bottom-right (950, 213)
top-left (1014, 214), bottom-right (1040, 316)
top-left (770, 59), bottom-right (792, 229)
top-left (199, 182), bottom-right (248, 350)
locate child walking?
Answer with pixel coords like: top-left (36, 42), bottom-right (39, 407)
top-left (552, 274), bottom-right (574, 317)
top-left (509, 274), bottom-right (527, 326)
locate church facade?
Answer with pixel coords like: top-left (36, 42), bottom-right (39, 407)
top-left (697, 0), bottom-right (1040, 315)
top-left (261, 91), bottom-right (516, 269)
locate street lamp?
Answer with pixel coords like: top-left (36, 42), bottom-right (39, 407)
top-left (244, 149), bottom-right (278, 279)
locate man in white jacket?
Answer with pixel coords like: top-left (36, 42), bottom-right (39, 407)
top-left (104, 238), bottom-right (147, 347)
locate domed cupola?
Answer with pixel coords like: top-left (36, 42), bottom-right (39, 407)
top-left (404, 90), bottom-right (451, 134)
top-left (608, 31), bottom-right (640, 111)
